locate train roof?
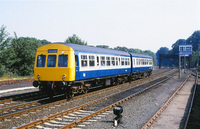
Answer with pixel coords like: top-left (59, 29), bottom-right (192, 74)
top-left (52, 42), bottom-right (152, 58)
top-left (130, 52), bottom-right (152, 58)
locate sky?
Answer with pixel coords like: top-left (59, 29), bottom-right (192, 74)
top-left (0, 0), bottom-right (200, 53)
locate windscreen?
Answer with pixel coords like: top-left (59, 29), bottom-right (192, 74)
top-left (47, 55), bottom-right (56, 67)
top-left (58, 55), bottom-right (68, 67)
top-left (37, 55), bottom-right (46, 67)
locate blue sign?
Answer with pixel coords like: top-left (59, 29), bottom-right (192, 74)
top-left (48, 49), bottom-right (58, 53)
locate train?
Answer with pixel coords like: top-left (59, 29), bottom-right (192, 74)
top-left (33, 43), bottom-right (153, 98)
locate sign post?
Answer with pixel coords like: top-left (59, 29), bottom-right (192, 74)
top-left (179, 55), bottom-right (181, 79)
top-left (179, 45), bottom-right (192, 79)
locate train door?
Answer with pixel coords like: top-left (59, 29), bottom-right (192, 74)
top-left (75, 54), bottom-right (80, 80)
top-left (96, 55), bottom-right (100, 69)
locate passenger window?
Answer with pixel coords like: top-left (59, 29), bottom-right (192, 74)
top-left (101, 56), bottom-right (105, 66)
top-left (136, 59), bottom-right (139, 65)
top-left (47, 55), bottom-right (56, 67)
top-left (112, 57), bottom-right (115, 66)
top-left (58, 55), bottom-right (68, 67)
top-left (37, 55), bottom-right (46, 67)
top-left (81, 55), bottom-right (88, 67)
top-left (89, 55), bottom-right (95, 66)
top-left (116, 57), bottom-right (118, 66)
top-left (150, 59), bottom-right (152, 65)
top-left (128, 58), bottom-right (130, 65)
top-left (125, 58), bottom-right (128, 65)
top-left (106, 57), bottom-right (110, 66)
top-left (121, 58), bottom-right (125, 66)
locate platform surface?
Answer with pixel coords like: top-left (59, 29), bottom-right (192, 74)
top-left (149, 75), bottom-right (195, 129)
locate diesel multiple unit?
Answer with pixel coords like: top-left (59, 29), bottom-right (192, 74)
top-left (33, 43), bottom-right (153, 98)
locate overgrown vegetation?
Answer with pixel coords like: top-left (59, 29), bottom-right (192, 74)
top-left (0, 25), bottom-right (50, 77)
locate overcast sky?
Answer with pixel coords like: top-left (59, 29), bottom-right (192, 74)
top-left (0, 0), bottom-right (199, 52)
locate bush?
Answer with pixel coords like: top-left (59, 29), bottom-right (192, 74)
top-left (0, 64), bottom-right (7, 77)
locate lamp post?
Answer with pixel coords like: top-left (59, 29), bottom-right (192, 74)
top-left (179, 55), bottom-right (181, 79)
top-left (113, 105), bottom-right (123, 127)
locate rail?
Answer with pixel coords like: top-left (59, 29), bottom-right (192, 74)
top-left (0, 78), bottom-right (34, 86)
top-left (183, 70), bottom-right (198, 129)
top-left (16, 74), bottom-right (174, 129)
top-left (141, 73), bottom-right (191, 129)
top-left (0, 69), bottom-right (176, 121)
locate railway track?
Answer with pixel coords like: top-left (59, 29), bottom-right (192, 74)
top-left (0, 91), bottom-right (44, 104)
top-left (0, 69), bottom-right (174, 122)
top-left (0, 69), bottom-right (175, 128)
top-left (0, 68), bottom-right (170, 108)
top-left (0, 78), bottom-right (34, 86)
top-left (183, 70), bottom-right (198, 129)
top-left (0, 68), bottom-right (166, 104)
top-left (141, 72), bottom-right (192, 129)
top-left (15, 70), bottom-right (177, 129)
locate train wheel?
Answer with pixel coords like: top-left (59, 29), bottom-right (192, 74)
top-left (78, 85), bottom-right (84, 94)
top-left (121, 77), bottom-right (126, 84)
top-left (70, 93), bottom-right (74, 98)
top-left (113, 78), bottom-right (120, 86)
top-left (65, 87), bottom-right (74, 99)
top-left (83, 86), bottom-right (89, 94)
top-left (46, 81), bottom-right (54, 99)
top-left (65, 91), bottom-right (74, 99)
top-left (112, 80), bottom-right (118, 86)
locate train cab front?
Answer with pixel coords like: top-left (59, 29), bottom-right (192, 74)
top-left (33, 43), bottom-right (75, 95)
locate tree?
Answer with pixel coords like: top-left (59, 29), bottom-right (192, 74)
top-left (1, 37), bottom-right (42, 76)
top-left (40, 39), bottom-right (51, 45)
top-left (156, 47), bottom-right (170, 66)
top-left (129, 48), bottom-right (144, 54)
top-left (65, 34), bottom-right (87, 45)
top-left (96, 45), bottom-right (110, 49)
top-left (171, 39), bottom-right (186, 54)
top-left (186, 30), bottom-right (200, 52)
top-left (114, 46), bottom-right (128, 52)
top-left (0, 25), bottom-right (11, 77)
top-left (143, 50), bottom-right (157, 65)
top-left (0, 25), bottom-right (11, 52)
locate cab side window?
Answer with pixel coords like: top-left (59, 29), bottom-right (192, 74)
top-left (75, 55), bottom-right (78, 67)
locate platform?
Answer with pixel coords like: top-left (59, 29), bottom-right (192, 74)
top-left (149, 75), bottom-right (195, 129)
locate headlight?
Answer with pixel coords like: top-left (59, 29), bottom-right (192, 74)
top-left (62, 74), bottom-right (66, 79)
top-left (37, 75), bottom-right (40, 79)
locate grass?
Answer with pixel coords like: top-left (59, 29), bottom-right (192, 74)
top-left (0, 74), bottom-right (33, 81)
